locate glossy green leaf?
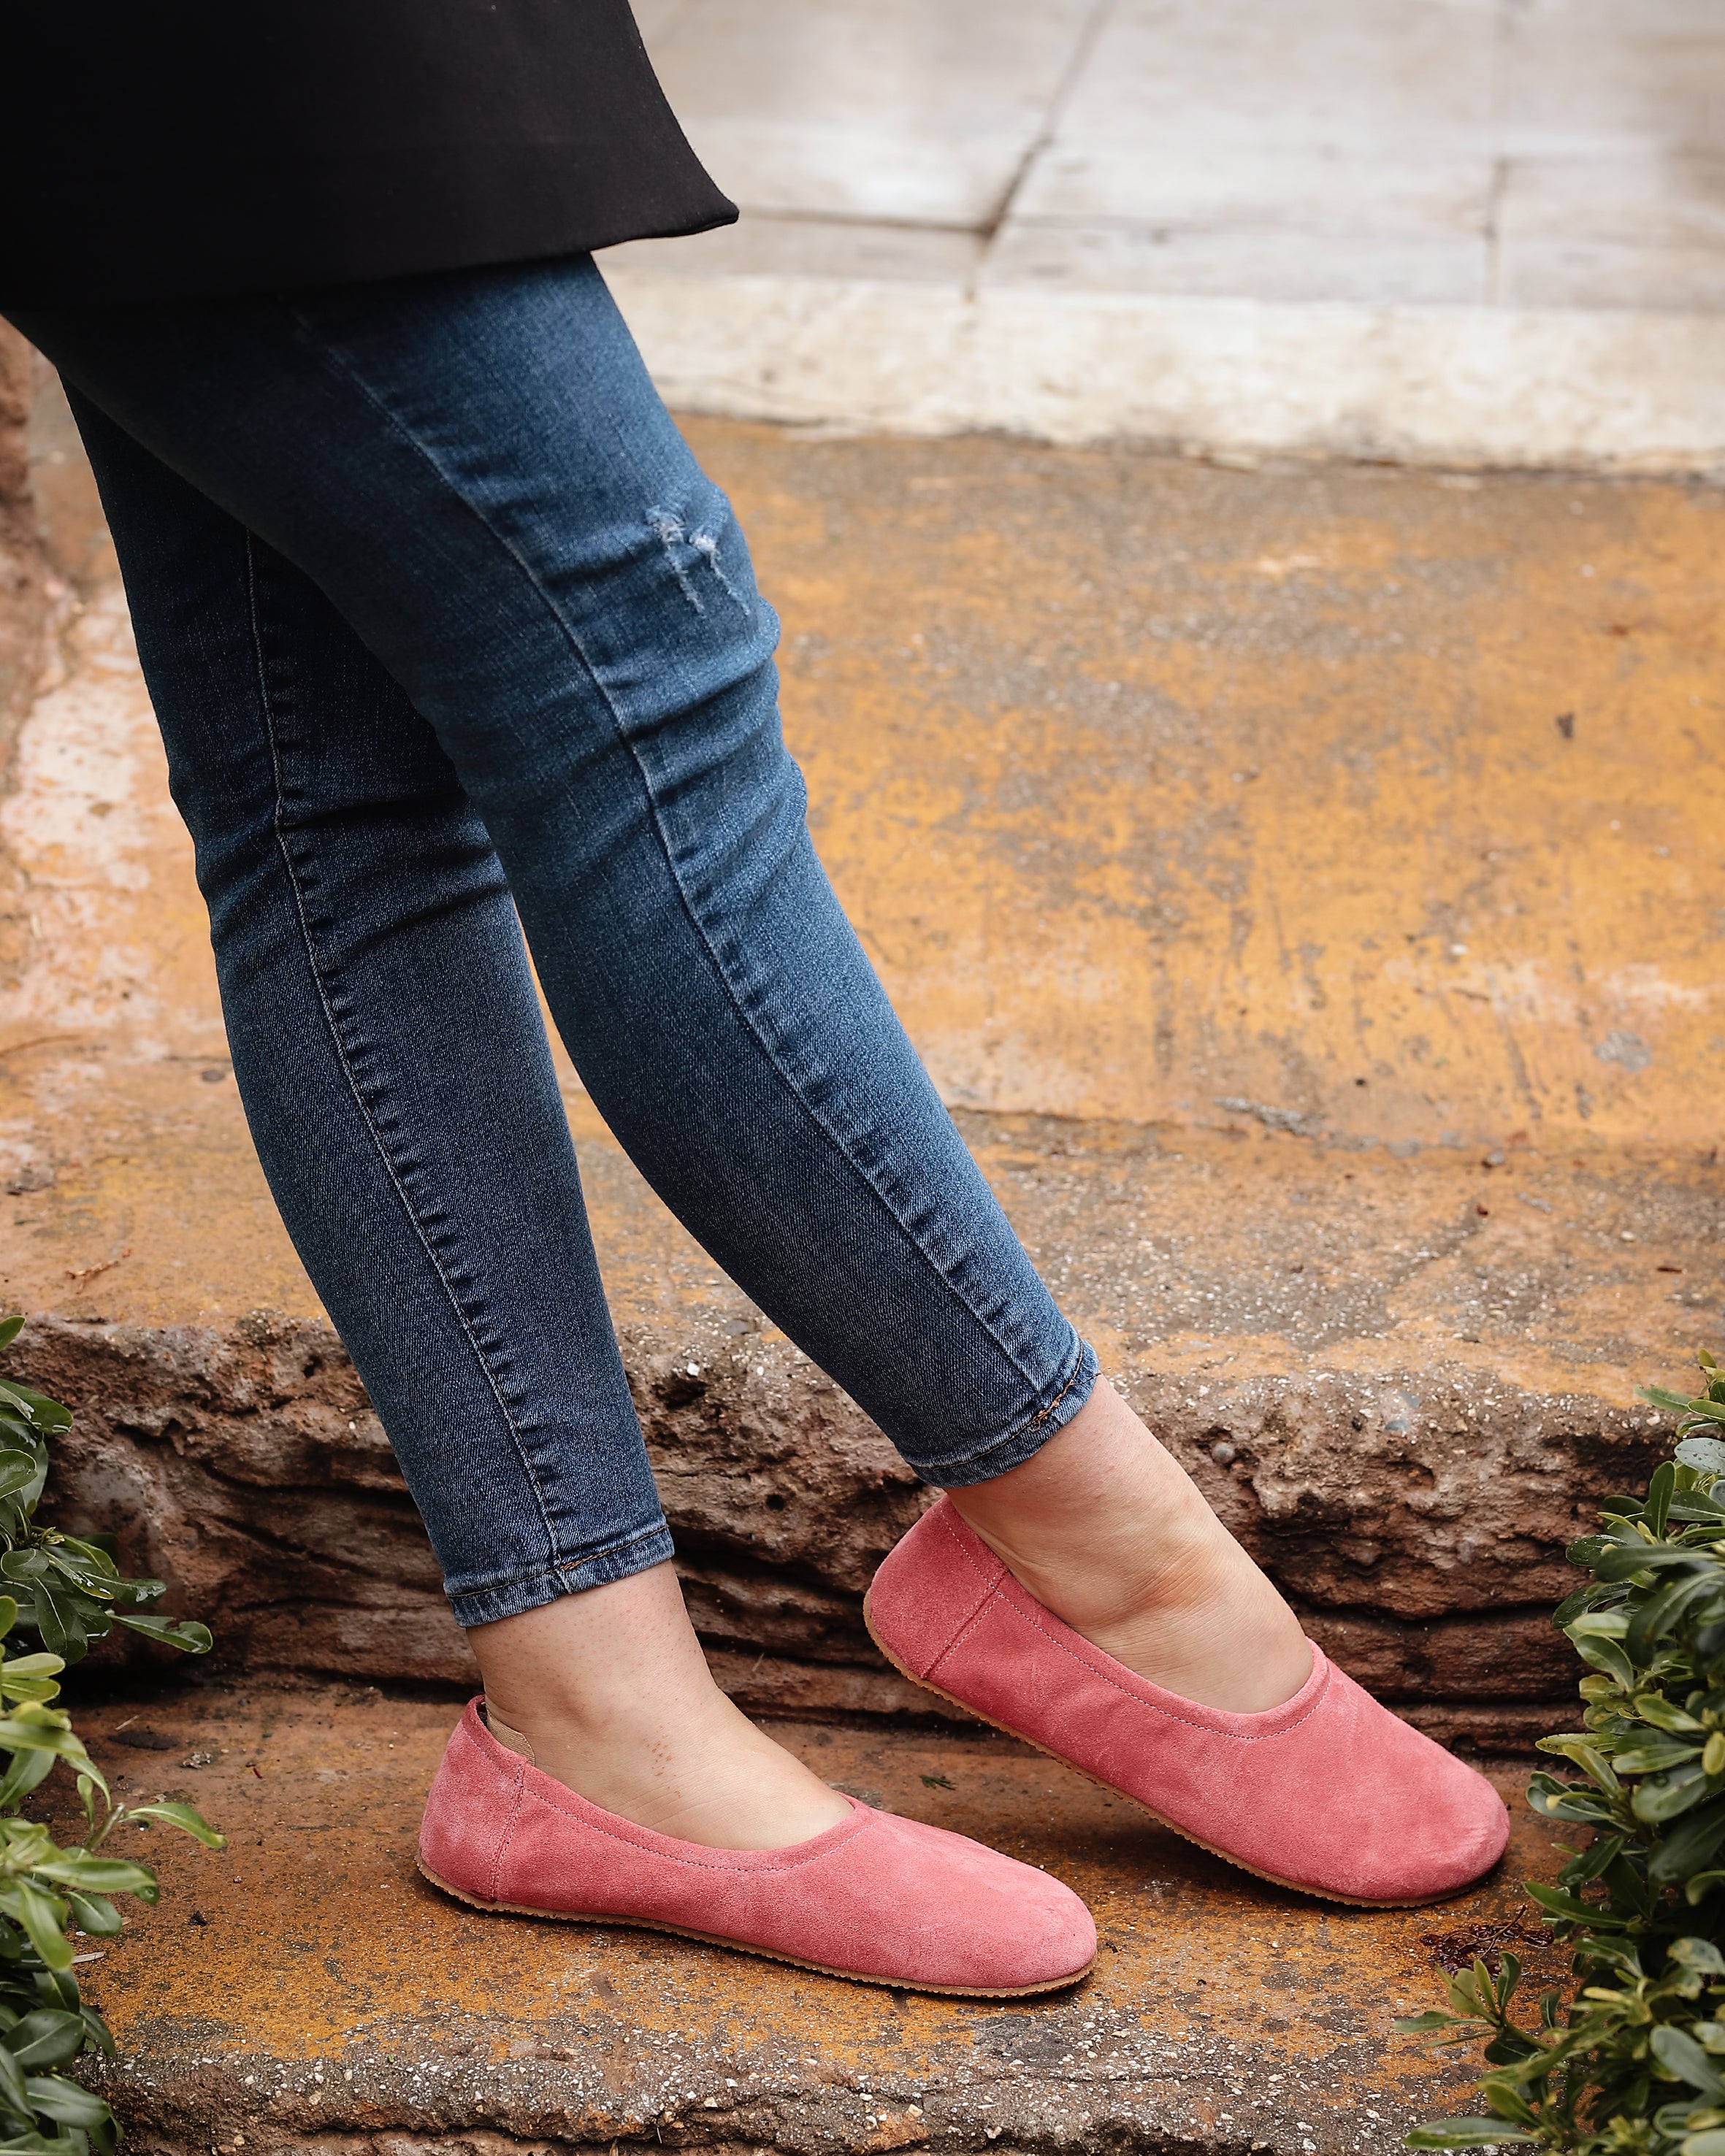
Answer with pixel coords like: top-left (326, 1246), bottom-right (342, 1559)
top-left (0, 1750), bottom-right (56, 1814)
top-left (1656, 2025), bottom-right (1725, 2097)
top-left (25, 1592), bottom-right (83, 1667)
top-left (0, 1714), bottom-right (88, 1760)
top-left (1653, 1798), bottom-right (1725, 1885)
top-left (0, 1386), bottom-right (65, 1435)
top-left (77, 2004), bottom-right (113, 2063)
top-left (1536, 1733), bottom-right (1623, 1791)
top-left (1523, 1879), bottom-right (1623, 1926)
top-left (1635, 1764), bottom-right (1713, 1822)
top-left (1480, 2082), bottom-right (1537, 2130)
top-left (1613, 1738), bottom-right (1705, 1775)
top-left (0, 2042), bottom-right (31, 2116)
top-left (1635, 1693), bottom-right (1707, 1734)
top-left (21, 2078), bottom-right (108, 2130)
top-left (1567, 1832), bottom-right (1626, 1884)
top-left (61, 1895), bottom-right (117, 1940)
top-left (1647, 1460), bottom-right (1678, 1536)
top-left (1553, 1581), bottom-right (1613, 1626)
top-left (1631, 1572), bottom-right (1725, 1662)
top-left (44, 1542), bottom-right (115, 1584)
top-left (0, 1654), bottom-right (61, 1686)
top-left (31, 1959), bottom-right (81, 2010)
top-left (0, 1888), bottom-right (66, 1976)
top-left (1572, 1631), bottom-right (1637, 1687)
top-left (1595, 1544), bottom-right (1710, 1582)
top-left (110, 1614), bottom-right (210, 1654)
top-left (29, 1859), bottom-right (150, 1899)
top-left (1659, 2099), bottom-right (1720, 2137)
top-left (123, 1801), bottom-right (222, 1849)
top-left (0, 1682), bottom-right (58, 1712)
top-left (1657, 1392), bottom-right (1725, 1425)
top-left (1, 2015), bottom-right (83, 2073)
top-left (1525, 1772), bottom-right (1615, 1826)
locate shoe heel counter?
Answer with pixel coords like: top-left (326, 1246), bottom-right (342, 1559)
top-left (418, 1709), bottom-right (521, 1901)
top-left (867, 1500), bottom-right (999, 1681)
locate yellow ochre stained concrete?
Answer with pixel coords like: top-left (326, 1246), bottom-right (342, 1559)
top-left (64, 1687), bottom-right (1558, 2156)
top-left (762, 433), bottom-right (1725, 1151)
top-left (1, 389), bottom-right (1720, 1357)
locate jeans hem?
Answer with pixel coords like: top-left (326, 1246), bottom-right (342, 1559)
top-left (447, 1520), bottom-right (676, 1627)
top-left (918, 1333), bottom-right (1100, 1490)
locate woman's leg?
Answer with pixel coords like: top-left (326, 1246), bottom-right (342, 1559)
top-left (15, 259), bottom-right (1307, 1768)
top-left (20, 263), bottom-right (1105, 1475)
top-left (28, 264), bottom-right (1095, 1484)
top-left (58, 393), bottom-right (849, 1846)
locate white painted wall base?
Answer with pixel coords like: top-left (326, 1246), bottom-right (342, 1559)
top-left (605, 266), bottom-right (1725, 475)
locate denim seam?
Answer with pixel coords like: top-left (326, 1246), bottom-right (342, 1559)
top-left (241, 530), bottom-right (566, 1581)
top-left (274, 298), bottom-right (1071, 1447)
top-left (553, 1516), bottom-right (672, 1578)
top-left (935, 1334), bottom-right (1093, 1479)
top-left (448, 1517), bottom-right (672, 1602)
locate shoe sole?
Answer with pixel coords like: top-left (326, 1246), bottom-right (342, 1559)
top-left (862, 1593), bottom-right (1493, 1911)
top-left (416, 1857), bottom-right (1095, 1997)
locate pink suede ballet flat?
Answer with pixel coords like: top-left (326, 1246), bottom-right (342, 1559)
top-left (864, 1498), bottom-right (1509, 1907)
top-left (417, 1699), bottom-right (1096, 1995)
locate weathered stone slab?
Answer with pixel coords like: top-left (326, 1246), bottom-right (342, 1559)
top-left (14, 1238), bottom-right (1680, 1746)
top-left (65, 1686), bottom-right (1561, 2156)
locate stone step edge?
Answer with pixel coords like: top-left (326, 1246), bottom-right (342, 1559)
top-left (17, 1311), bottom-right (1633, 1732)
top-left (608, 265), bottom-right (1725, 475)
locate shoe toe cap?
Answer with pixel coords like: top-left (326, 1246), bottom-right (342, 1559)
top-left (1396, 1745), bottom-right (1512, 1896)
top-left (1312, 1683), bottom-right (1512, 1901)
top-left (871, 1813), bottom-right (1096, 1990)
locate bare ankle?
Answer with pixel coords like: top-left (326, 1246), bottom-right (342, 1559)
top-left (950, 1380), bottom-right (1311, 1712)
top-left (952, 1382), bottom-right (1217, 1610)
top-left (467, 1566), bottom-right (852, 1849)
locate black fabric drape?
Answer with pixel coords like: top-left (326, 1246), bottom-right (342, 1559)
top-left (1, 0), bottom-right (735, 306)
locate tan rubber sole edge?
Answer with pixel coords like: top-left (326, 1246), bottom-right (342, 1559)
top-left (862, 1592), bottom-right (1488, 1912)
top-left (416, 1857), bottom-right (1094, 1998)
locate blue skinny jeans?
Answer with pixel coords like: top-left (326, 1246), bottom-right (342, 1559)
top-left (10, 258), bottom-right (1096, 1628)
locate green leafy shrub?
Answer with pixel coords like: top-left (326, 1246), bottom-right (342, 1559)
top-left (0, 1316), bottom-right (221, 2154)
top-left (1400, 1350), bottom-right (1725, 2156)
